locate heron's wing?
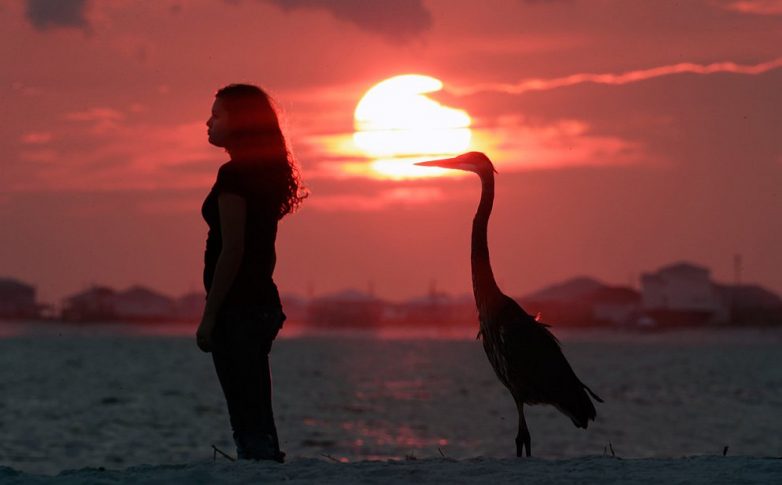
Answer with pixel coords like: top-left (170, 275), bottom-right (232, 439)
top-left (499, 297), bottom-right (599, 427)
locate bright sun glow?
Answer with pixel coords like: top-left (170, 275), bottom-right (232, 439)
top-left (354, 74), bottom-right (472, 178)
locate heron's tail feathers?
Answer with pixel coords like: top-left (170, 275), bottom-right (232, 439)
top-left (584, 384), bottom-right (604, 403)
top-left (557, 383), bottom-right (601, 429)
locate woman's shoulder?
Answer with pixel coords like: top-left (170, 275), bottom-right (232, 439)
top-left (215, 160), bottom-right (279, 200)
top-left (215, 161), bottom-right (251, 196)
top-left (217, 160), bottom-right (244, 177)
top-left (218, 159), bottom-right (269, 176)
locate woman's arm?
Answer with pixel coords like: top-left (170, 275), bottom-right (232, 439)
top-left (196, 192), bottom-right (246, 352)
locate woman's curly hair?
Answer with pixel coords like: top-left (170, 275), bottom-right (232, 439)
top-left (215, 83), bottom-right (307, 218)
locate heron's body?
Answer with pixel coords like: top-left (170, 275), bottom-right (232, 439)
top-left (418, 152), bottom-right (602, 457)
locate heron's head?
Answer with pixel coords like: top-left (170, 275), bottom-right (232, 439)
top-left (415, 151), bottom-right (497, 175)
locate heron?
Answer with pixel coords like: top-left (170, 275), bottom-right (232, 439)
top-left (416, 152), bottom-right (602, 457)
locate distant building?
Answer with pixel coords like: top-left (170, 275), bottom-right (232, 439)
top-left (62, 286), bottom-right (117, 322)
top-left (524, 277), bottom-right (607, 303)
top-left (588, 286), bottom-right (641, 326)
top-left (641, 262), bottom-right (729, 325)
top-left (175, 292), bottom-right (206, 322)
top-left (448, 294), bottom-right (481, 324)
top-left (62, 285), bottom-right (179, 322)
top-left (279, 293), bottom-right (307, 324)
top-left (114, 286), bottom-right (176, 321)
top-left (521, 277), bottom-right (609, 326)
top-left (389, 291), bottom-right (462, 325)
top-left (306, 289), bottom-right (384, 327)
top-left (0, 277), bottom-right (40, 319)
top-left (716, 284), bottom-right (782, 325)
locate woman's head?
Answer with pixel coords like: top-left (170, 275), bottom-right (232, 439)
top-left (207, 83), bottom-right (306, 217)
top-left (207, 84), bottom-right (281, 155)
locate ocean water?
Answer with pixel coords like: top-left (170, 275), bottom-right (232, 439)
top-left (0, 322), bottom-right (781, 475)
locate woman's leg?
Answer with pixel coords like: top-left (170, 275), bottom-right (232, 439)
top-left (234, 334), bottom-right (278, 458)
top-left (211, 345), bottom-right (251, 456)
top-left (212, 307), bottom-right (283, 461)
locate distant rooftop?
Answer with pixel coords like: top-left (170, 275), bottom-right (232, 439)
top-left (315, 289), bottom-right (380, 302)
top-left (64, 285), bottom-right (116, 301)
top-left (524, 276), bottom-right (607, 302)
top-left (715, 284), bottom-right (782, 308)
top-left (587, 286), bottom-right (641, 304)
top-left (657, 261), bottom-right (709, 275)
top-left (0, 277), bottom-right (34, 291)
top-left (118, 285), bottom-right (170, 300)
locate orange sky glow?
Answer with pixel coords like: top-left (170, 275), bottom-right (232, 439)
top-left (2, 0), bottom-right (781, 304)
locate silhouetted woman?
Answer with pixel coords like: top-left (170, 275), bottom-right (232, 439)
top-left (196, 84), bottom-right (305, 462)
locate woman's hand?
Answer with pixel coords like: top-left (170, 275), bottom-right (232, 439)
top-left (196, 313), bottom-right (216, 353)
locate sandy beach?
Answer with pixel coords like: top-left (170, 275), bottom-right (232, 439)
top-left (3, 456), bottom-right (782, 484)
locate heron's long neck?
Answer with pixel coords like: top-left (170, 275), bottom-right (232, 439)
top-left (472, 172), bottom-right (502, 308)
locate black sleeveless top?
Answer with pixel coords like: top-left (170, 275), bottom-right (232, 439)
top-left (202, 160), bottom-right (283, 309)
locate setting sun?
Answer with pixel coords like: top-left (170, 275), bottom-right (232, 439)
top-left (353, 74), bottom-right (472, 178)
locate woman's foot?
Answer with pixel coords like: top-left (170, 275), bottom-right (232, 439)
top-left (235, 433), bottom-right (285, 463)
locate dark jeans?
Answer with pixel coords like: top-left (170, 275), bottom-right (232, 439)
top-left (211, 304), bottom-right (285, 461)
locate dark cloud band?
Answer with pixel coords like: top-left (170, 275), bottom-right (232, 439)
top-left (25, 0), bottom-right (89, 31)
top-left (261, 0), bottom-right (432, 41)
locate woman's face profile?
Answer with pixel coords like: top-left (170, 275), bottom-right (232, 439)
top-left (206, 98), bottom-right (231, 148)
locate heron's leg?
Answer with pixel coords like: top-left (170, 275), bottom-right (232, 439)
top-left (515, 403), bottom-right (531, 457)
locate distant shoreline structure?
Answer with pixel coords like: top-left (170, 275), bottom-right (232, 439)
top-left (2, 260), bottom-right (781, 328)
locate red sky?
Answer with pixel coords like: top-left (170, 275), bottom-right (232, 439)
top-left (2, 0), bottom-right (781, 303)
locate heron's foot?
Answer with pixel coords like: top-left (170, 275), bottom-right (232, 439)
top-left (515, 434), bottom-right (531, 457)
top-left (515, 406), bottom-right (532, 457)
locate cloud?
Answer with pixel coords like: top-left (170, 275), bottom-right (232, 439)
top-left (20, 132), bottom-right (53, 144)
top-left (294, 103), bottom-right (643, 179)
top-left (260, 0), bottom-right (432, 41)
top-left (450, 57), bottom-right (782, 95)
top-left (64, 107), bottom-right (124, 123)
top-left (471, 116), bottom-right (642, 171)
top-left (10, 117), bottom-right (215, 193)
top-left (11, 82), bottom-right (44, 96)
top-left (19, 148), bottom-right (59, 163)
top-left (25, 0), bottom-right (89, 31)
top-left (64, 107), bottom-right (126, 135)
top-left (310, 186), bottom-right (444, 211)
top-left (723, 0), bottom-right (782, 15)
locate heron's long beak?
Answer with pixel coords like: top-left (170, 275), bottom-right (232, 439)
top-left (414, 154), bottom-right (468, 170)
